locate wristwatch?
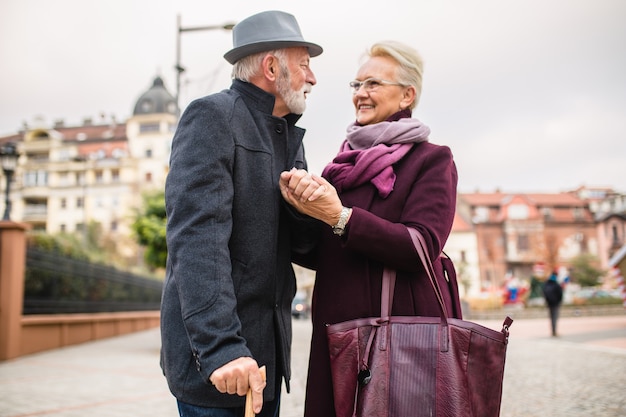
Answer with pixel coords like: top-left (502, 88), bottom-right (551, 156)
top-left (332, 207), bottom-right (351, 236)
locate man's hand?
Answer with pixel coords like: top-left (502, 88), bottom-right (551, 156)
top-left (209, 357), bottom-right (266, 414)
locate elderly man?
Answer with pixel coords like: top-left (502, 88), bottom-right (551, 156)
top-left (161, 10), bottom-right (322, 417)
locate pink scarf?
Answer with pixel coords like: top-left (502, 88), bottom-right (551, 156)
top-left (322, 118), bottom-right (430, 198)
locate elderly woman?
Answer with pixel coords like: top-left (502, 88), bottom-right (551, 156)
top-left (280, 40), bottom-right (461, 417)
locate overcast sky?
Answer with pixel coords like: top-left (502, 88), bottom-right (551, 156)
top-left (1, 0), bottom-right (625, 193)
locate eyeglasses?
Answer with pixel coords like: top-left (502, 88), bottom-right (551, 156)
top-left (349, 78), bottom-right (407, 94)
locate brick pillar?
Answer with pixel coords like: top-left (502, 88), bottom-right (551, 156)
top-left (0, 221), bottom-right (29, 360)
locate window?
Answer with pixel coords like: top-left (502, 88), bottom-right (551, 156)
top-left (473, 206), bottom-right (489, 223)
top-left (23, 170), bottom-right (48, 187)
top-left (27, 152), bottom-right (48, 162)
top-left (95, 170), bottom-right (104, 183)
top-left (517, 234), bottom-right (529, 251)
top-left (58, 149), bottom-right (71, 161)
top-left (60, 198), bottom-right (66, 209)
top-left (145, 172), bottom-right (153, 182)
top-left (60, 224), bottom-right (66, 232)
top-left (139, 123), bottom-right (160, 133)
top-left (90, 149), bottom-right (105, 160)
top-left (77, 197), bottom-right (84, 208)
top-left (140, 100), bottom-right (153, 113)
top-left (112, 169), bottom-right (120, 182)
top-left (573, 207), bottom-right (584, 220)
top-left (58, 172), bottom-right (71, 187)
top-left (508, 204), bottom-right (529, 220)
top-left (112, 148), bottom-right (126, 158)
top-left (145, 149), bottom-right (153, 158)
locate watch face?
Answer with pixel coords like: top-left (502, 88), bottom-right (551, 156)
top-left (332, 227), bottom-right (345, 236)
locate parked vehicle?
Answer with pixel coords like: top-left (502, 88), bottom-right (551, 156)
top-left (291, 292), bottom-right (310, 319)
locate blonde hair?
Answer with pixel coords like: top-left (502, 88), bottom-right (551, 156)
top-left (367, 41), bottom-right (424, 109)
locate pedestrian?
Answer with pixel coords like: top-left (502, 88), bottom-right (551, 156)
top-left (160, 10), bottom-right (322, 417)
top-left (542, 270), bottom-right (564, 337)
top-left (279, 40), bottom-right (462, 417)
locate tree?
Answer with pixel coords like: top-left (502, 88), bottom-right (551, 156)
top-left (132, 191), bottom-right (167, 269)
top-left (28, 232), bottom-right (90, 260)
top-left (569, 253), bottom-right (604, 287)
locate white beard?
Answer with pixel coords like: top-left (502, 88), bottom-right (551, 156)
top-left (276, 71), bottom-right (311, 115)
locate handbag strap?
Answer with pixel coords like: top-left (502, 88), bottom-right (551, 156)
top-left (381, 227), bottom-right (450, 324)
top-left (380, 267), bottom-right (396, 318)
top-left (407, 228), bottom-right (449, 320)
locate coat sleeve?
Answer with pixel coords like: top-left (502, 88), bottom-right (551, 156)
top-left (165, 97), bottom-right (250, 380)
top-left (343, 143), bottom-right (458, 272)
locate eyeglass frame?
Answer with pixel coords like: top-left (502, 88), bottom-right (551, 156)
top-left (349, 77), bottom-right (407, 94)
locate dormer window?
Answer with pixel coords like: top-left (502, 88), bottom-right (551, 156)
top-left (508, 204), bottom-right (529, 220)
top-left (141, 99), bottom-right (153, 113)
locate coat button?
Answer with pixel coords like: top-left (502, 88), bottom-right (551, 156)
top-left (275, 124), bottom-right (284, 134)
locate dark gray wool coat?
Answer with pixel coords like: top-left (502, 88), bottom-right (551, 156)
top-left (161, 79), bottom-right (319, 408)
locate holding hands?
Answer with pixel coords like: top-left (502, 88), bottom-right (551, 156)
top-left (279, 168), bottom-right (346, 227)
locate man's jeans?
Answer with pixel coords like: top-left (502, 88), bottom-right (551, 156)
top-left (177, 391), bottom-right (280, 417)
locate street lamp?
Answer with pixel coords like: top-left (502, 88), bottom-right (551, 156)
top-left (0, 142), bottom-right (19, 221)
top-left (175, 14), bottom-right (236, 114)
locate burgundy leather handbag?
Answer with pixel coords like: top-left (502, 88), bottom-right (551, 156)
top-left (326, 228), bottom-right (513, 417)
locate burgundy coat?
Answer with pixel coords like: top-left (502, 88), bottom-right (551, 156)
top-left (296, 140), bottom-right (459, 417)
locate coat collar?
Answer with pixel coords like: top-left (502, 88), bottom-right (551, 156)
top-left (231, 79), bottom-right (303, 125)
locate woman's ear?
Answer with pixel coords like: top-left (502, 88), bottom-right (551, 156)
top-left (400, 85), bottom-right (416, 110)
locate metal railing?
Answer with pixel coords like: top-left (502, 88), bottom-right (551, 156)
top-left (24, 247), bottom-right (163, 314)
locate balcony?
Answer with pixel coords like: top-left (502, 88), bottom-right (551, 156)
top-left (23, 204), bottom-right (48, 221)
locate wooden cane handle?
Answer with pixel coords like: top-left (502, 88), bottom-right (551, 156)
top-left (244, 365), bottom-right (266, 417)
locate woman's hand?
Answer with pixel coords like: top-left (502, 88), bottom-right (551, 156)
top-left (279, 168), bottom-right (326, 203)
top-left (280, 168), bottom-right (345, 226)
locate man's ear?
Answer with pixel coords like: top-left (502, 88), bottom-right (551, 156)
top-left (262, 54), bottom-right (277, 81)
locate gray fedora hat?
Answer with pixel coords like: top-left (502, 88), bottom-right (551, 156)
top-left (224, 10), bottom-right (323, 64)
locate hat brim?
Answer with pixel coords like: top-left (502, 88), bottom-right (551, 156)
top-left (224, 40), bottom-right (323, 64)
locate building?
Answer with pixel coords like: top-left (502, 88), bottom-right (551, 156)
top-left (446, 188), bottom-right (626, 297)
top-left (443, 212), bottom-right (480, 297)
top-left (0, 76), bottom-right (176, 259)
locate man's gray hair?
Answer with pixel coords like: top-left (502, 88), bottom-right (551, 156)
top-left (231, 49), bottom-right (288, 81)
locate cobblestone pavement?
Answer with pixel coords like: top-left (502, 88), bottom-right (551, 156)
top-left (479, 315), bottom-right (626, 417)
top-left (0, 314), bottom-right (624, 417)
